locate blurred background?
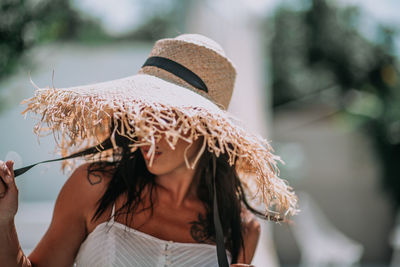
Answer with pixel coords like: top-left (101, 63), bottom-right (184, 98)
top-left (1, 0), bottom-right (399, 266)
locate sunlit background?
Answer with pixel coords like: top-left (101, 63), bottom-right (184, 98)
top-left (1, 0), bottom-right (400, 266)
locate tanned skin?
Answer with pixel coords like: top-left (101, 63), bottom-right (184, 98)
top-left (0, 136), bottom-right (260, 267)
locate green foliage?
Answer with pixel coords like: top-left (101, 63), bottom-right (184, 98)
top-left (270, 0), bottom-right (400, 206)
top-left (0, 0), bottom-right (110, 82)
top-left (0, 0), bottom-right (187, 84)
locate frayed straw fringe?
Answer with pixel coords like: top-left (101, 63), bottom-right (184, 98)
top-left (21, 84), bottom-right (299, 220)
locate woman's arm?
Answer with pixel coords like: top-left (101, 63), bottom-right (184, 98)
top-left (237, 208), bottom-right (261, 264)
top-left (27, 164), bottom-right (91, 266)
top-left (28, 163), bottom-right (109, 267)
top-left (0, 161), bottom-right (107, 267)
top-left (0, 160), bottom-right (32, 267)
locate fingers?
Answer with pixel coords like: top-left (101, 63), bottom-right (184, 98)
top-left (0, 160), bottom-right (16, 194)
top-left (5, 160), bottom-right (15, 181)
top-left (0, 176), bottom-right (5, 197)
top-left (0, 161), bottom-right (8, 197)
top-left (5, 161), bottom-right (17, 192)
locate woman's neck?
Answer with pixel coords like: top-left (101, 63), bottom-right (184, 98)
top-left (155, 166), bottom-right (198, 207)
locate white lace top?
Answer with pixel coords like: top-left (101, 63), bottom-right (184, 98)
top-left (74, 204), bottom-right (230, 267)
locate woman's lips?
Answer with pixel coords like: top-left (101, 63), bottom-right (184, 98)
top-left (141, 149), bottom-right (162, 160)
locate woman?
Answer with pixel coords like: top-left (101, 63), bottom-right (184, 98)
top-left (0, 34), bottom-right (298, 266)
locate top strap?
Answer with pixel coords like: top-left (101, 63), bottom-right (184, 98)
top-left (110, 203), bottom-right (116, 223)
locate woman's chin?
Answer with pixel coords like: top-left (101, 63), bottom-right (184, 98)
top-left (144, 160), bottom-right (168, 176)
top-left (145, 166), bottom-right (163, 176)
top-left (144, 159), bottom-right (187, 177)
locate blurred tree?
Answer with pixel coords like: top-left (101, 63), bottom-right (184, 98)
top-left (0, 0), bottom-right (187, 79)
top-left (0, 0), bottom-right (108, 81)
top-left (270, 0), bottom-right (400, 206)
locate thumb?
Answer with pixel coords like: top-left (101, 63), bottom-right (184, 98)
top-left (6, 160), bottom-right (14, 174)
top-left (4, 160), bottom-right (17, 190)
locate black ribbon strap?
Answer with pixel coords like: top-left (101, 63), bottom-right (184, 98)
top-left (212, 155), bottom-right (230, 267)
top-left (142, 56), bottom-right (209, 93)
top-left (13, 138), bottom-right (113, 178)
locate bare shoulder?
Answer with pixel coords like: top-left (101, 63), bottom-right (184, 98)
top-left (237, 207), bottom-right (261, 264)
top-left (66, 162), bottom-right (113, 190)
top-left (58, 162), bottom-right (114, 214)
top-left (241, 208), bottom-right (261, 236)
top-left (61, 163), bottom-right (111, 196)
top-left (28, 162), bottom-right (115, 265)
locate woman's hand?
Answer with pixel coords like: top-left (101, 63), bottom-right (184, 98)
top-left (0, 160), bottom-right (18, 224)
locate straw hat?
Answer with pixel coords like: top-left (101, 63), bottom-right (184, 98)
top-left (22, 34), bottom-right (298, 219)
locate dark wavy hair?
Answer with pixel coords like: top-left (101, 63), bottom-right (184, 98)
top-left (87, 132), bottom-right (264, 264)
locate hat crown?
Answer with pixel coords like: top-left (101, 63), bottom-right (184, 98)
top-left (139, 34), bottom-right (236, 110)
top-left (174, 34), bottom-right (226, 57)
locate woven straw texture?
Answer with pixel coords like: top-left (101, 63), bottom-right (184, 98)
top-left (21, 34), bottom-right (298, 220)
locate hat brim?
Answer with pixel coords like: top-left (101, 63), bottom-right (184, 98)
top-left (22, 73), bottom-right (298, 219)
